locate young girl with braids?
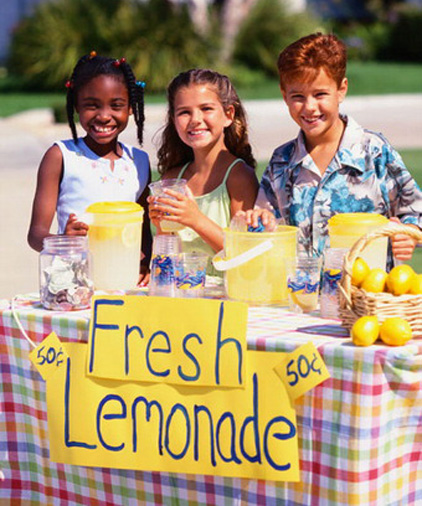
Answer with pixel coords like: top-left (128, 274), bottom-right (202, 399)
top-left (150, 68), bottom-right (259, 275)
top-left (28, 52), bottom-right (152, 282)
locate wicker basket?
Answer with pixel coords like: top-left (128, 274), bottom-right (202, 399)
top-left (338, 221), bottom-right (422, 338)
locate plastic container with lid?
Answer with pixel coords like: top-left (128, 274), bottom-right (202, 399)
top-left (85, 201), bottom-right (144, 290)
top-left (39, 236), bottom-right (94, 310)
top-left (213, 225), bottom-right (297, 305)
top-left (328, 213), bottom-right (388, 270)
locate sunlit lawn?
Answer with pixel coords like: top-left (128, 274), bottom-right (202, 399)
top-left (1, 61), bottom-right (422, 117)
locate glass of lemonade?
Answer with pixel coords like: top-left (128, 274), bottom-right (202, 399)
top-left (287, 255), bottom-right (322, 314)
top-left (85, 201), bottom-right (144, 290)
top-left (149, 179), bottom-right (188, 232)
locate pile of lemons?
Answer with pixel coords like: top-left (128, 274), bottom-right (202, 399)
top-left (350, 257), bottom-right (422, 347)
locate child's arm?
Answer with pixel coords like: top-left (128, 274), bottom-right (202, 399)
top-left (137, 169), bottom-right (153, 286)
top-left (385, 147), bottom-right (422, 259)
top-left (226, 163), bottom-right (260, 217)
top-left (27, 146), bottom-right (64, 252)
top-left (389, 217), bottom-right (419, 260)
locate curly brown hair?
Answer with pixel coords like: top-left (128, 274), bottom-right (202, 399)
top-left (278, 33), bottom-right (347, 90)
top-left (157, 68), bottom-right (256, 175)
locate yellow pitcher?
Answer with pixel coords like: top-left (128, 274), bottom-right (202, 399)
top-left (328, 213), bottom-right (388, 269)
top-left (85, 201), bottom-right (144, 290)
top-left (213, 226), bottom-right (297, 305)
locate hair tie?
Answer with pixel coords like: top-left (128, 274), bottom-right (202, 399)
top-left (89, 50), bottom-right (97, 59)
top-left (65, 80), bottom-right (73, 89)
top-left (113, 57), bottom-right (126, 68)
top-left (136, 81), bottom-right (146, 89)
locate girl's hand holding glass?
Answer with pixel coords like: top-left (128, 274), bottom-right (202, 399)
top-left (152, 188), bottom-right (201, 230)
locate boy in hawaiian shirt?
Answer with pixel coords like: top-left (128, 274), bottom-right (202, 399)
top-left (248, 32), bottom-right (422, 263)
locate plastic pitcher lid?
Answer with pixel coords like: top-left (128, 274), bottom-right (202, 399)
top-left (85, 201), bottom-right (142, 214)
top-left (328, 213), bottom-right (388, 226)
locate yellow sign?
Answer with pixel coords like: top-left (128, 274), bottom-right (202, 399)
top-left (274, 342), bottom-right (330, 401)
top-left (29, 332), bottom-right (68, 381)
top-left (87, 296), bottom-right (248, 388)
top-left (46, 343), bottom-right (299, 482)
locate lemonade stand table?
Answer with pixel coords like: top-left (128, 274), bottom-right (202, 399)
top-left (1, 295), bottom-right (422, 505)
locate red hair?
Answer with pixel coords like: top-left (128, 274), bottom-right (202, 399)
top-left (277, 33), bottom-right (347, 89)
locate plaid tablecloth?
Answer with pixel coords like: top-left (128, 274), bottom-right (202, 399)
top-left (1, 294), bottom-right (422, 505)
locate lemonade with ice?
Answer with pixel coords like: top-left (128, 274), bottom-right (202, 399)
top-left (86, 202), bottom-right (143, 290)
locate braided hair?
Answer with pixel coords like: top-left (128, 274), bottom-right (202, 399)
top-left (66, 53), bottom-right (145, 145)
top-left (157, 68), bottom-right (256, 175)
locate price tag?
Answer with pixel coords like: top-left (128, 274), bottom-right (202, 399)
top-left (29, 332), bottom-right (68, 381)
top-left (274, 342), bottom-right (330, 402)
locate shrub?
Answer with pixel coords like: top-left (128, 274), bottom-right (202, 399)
top-left (380, 6), bottom-right (422, 62)
top-left (232, 0), bottom-right (321, 77)
top-left (8, 0), bottom-right (213, 92)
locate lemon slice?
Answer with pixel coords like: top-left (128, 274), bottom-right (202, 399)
top-left (122, 224), bottom-right (139, 248)
top-left (291, 291), bottom-right (318, 312)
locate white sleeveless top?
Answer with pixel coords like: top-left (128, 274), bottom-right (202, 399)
top-left (55, 138), bottom-right (150, 233)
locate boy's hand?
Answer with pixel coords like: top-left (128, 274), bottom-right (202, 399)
top-left (389, 217), bottom-right (418, 260)
top-left (240, 208), bottom-right (277, 231)
top-left (64, 213), bottom-right (89, 236)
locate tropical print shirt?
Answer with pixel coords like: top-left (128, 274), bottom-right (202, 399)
top-left (259, 115), bottom-right (422, 257)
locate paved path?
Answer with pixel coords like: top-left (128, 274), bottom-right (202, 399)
top-left (1, 94), bottom-right (422, 299)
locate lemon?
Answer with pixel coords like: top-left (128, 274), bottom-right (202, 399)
top-left (409, 273), bottom-right (422, 295)
top-left (379, 318), bottom-right (412, 346)
top-left (351, 257), bottom-right (370, 287)
top-left (360, 268), bottom-right (388, 293)
top-left (386, 264), bottom-right (415, 296)
top-left (351, 316), bottom-right (380, 347)
top-left (121, 224), bottom-right (140, 248)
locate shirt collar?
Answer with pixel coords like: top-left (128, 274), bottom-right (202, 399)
top-left (335, 114), bottom-right (366, 172)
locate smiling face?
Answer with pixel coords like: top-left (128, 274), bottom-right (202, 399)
top-left (76, 74), bottom-right (131, 155)
top-left (172, 84), bottom-right (234, 154)
top-left (282, 68), bottom-right (348, 148)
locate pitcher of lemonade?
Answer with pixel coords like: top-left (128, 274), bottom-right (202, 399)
top-left (213, 225), bottom-right (297, 305)
top-left (85, 201), bottom-right (144, 290)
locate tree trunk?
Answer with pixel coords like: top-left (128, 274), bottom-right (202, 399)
top-left (220, 0), bottom-right (258, 62)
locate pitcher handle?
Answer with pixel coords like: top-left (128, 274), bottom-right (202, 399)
top-left (212, 239), bottom-right (274, 272)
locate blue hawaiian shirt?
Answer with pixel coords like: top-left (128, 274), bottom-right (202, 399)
top-left (259, 115), bottom-right (422, 258)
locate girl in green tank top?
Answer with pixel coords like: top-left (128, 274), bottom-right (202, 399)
top-left (149, 69), bottom-right (259, 276)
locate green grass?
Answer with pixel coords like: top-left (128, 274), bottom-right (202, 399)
top-left (236, 61), bottom-right (422, 100)
top-left (0, 61), bottom-right (421, 117)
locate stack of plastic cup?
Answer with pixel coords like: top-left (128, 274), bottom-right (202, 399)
top-left (175, 252), bottom-right (208, 298)
top-left (320, 247), bottom-right (348, 319)
top-left (149, 234), bottom-right (182, 297)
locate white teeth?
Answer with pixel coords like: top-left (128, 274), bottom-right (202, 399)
top-left (188, 129), bottom-right (207, 136)
top-left (93, 126), bottom-right (114, 133)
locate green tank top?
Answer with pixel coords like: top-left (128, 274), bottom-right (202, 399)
top-left (177, 158), bottom-right (243, 277)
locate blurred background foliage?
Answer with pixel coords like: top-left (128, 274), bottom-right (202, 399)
top-left (4, 0), bottom-right (422, 94)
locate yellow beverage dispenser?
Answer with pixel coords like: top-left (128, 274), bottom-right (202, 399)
top-left (328, 213), bottom-right (388, 269)
top-left (213, 225), bottom-right (297, 305)
top-left (85, 201), bottom-right (144, 290)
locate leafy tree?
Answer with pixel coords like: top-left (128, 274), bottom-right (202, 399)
top-left (233, 0), bottom-right (319, 77)
top-left (8, 0), bottom-right (212, 91)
